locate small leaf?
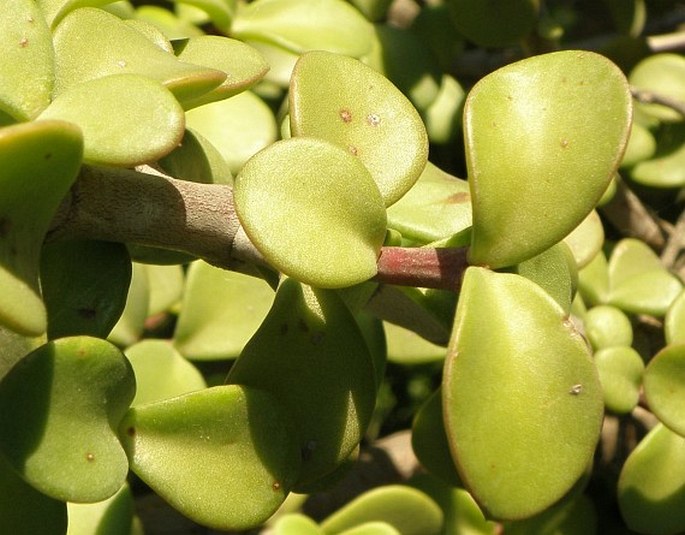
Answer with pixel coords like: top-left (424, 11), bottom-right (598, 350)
top-left (66, 482), bottom-right (134, 535)
top-left (0, 120), bottom-right (83, 336)
top-left (36, 0), bottom-right (113, 28)
top-left (503, 494), bottom-right (597, 535)
top-left (0, 1), bottom-right (54, 120)
top-left (665, 290), bottom-right (685, 345)
top-left (40, 240), bottom-right (132, 340)
top-left (583, 305), bottom-right (633, 350)
top-left (0, 336), bottom-right (135, 502)
top-left (273, 513), bottom-right (324, 535)
top-left (165, 0), bottom-right (234, 31)
top-left (618, 423), bottom-right (685, 534)
top-left (145, 263), bottom-right (184, 316)
top-left (119, 385), bottom-right (300, 531)
top-left (234, 137), bottom-right (386, 289)
top-left (227, 278), bottom-right (377, 488)
top-left (232, 0), bottom-right (374, 57)
top-left (125, 340), bottom-right (206, 407)
top-left (577, 250), bottom-right (610, 307)
top-left (173, 261), bottom-right (274, 360)
top-left (630, 122), bottom-right (685, 187)
top-left (630, 53), bottom-right (685, 122)
top-left (108, 262), bottom-right (150, 348)
top-left (443, 267), bottom-right (603, 519)
top-left (158, 128), bottom-right (233, 185)
top-left (38, 74), bottom-right (184, 166)
top-left (643, 344), bottom-right (685, 437)
top-left (563, 210), bottom-right (605, 269)
top-left (319, 485), bottom-right (443, 535)
top-left (466, 51), bottom-right (631, 268)
top-left (595, 346), bottom-right (644, 414)
top-left (385, 322), bottom-right (446, 365)
top-left (290, 50), bottom-right (428, 207)
top-left (338, 523), bottom-right (401, 535)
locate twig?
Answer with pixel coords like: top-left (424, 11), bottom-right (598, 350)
top-left (661, 207), bottom-right (685, 268)
top-left (631, 86), bottom-right (685, 118)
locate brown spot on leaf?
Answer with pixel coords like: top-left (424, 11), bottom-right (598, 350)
top-left (348, 145), bottom-right (359, 156)
top-left (367, 113), bottom-right (381, 126)
top-left (560, 139), bottom-right (570, 149)
top-left (444, 192), bottom-right (470, 204)
top-left (127, 427), bottom-right (136, 437)
top-left (569, 384), bottom-right (583, 395)
top-left (85, 453), bottom-right (95, 462)
top-left (19, 37), bottom-right (28, 48)
top-left (272, 481), bottom-right (281, 491)
top-left (339, 109), bottom-right (352, 123)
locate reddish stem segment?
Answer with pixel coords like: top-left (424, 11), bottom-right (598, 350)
top-left (374, 246), bottom-right (469, 292)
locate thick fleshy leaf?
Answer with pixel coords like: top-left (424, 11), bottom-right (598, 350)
top-left (386, 162), bottom-right (471, 244)
top-left (0, 336), bottom-right (135, 502)
top-left (227, 278), bottom-right (376, 488)
top-left (577, 250), bottom-right (610, 307)
top-left (165, 0), bottom-right (233, 30)
top-left (119, 385), bottom-right (300, 530)
top-left (621, 121), bottom-right (657, 168)
top-left (0, 120), bottom-right (83, 336)
top-left (607, 238), bottom-right (683, 316)
top-left (338, 523), bottom-right (401, 535)
top-left (173, 35), bottom-right (269, 109)
top-left (595, 346), bottom-right (644, 414)
top-left (185, 90), bottom-right (277, 175)
top-left (618, 423), bottom-right (685, 534)
top-left (643, 345), bottom-right (685, 437)
top-left (424, 74), bottom-right (465, 144)
top-left (36, 0), bottom-right (113, 28)
top-left (503, 494), bottom-right (597, 535)
top-left (232, 0), bottom-right (374, 57)
top-left (0, 453), bottom-right (67, 535)
top-left (0, 1), bottom-right (54, 121)
top-left (319, 485), bottom-right (443, 535)
top-left (629, 53), bottom-right (685, 122)
top-left (0, 327), bottom-right (45, 381)
top-left (52, 8), bottom-right (226, 105)
top-left (443, 267), bottom-right (603, 519)
top-left (108, 262), bottom-right (150, 348)
top-left (665, 290), bottom-right (685, 344)
top-left (173, 261), bottom-right (274, 360)
top-left (465, 51), bottom-right (631, 268)
top-left (385, 322), bottom-right (446, 365)
top-left (630, 123), bottom-right (685, 187)
top-left (40, 240), bottom-right (132, 340)
top-left (145, 263), bottom-right (184, 316)
top-left (158, 128), bottom-right (233, 185)
top-left (134, 5), bottom-right (204, 40)
top-left (563, 210), bottom-right (605, 269)
top-left (273, 513), bottom-right (323, 535)
top-left (583, 305), bottom-right (633, 350)
top-left (234, 137), bottom-right (386, 288)
top-left (290, 50), bottom-right (428, 207)
top-left (66, 483), bottom-right (134, 535)
top-left (38, 74), bottom-right (184, 166)
top-left (125, 340), bottom-right (206, 407)
top-left (447, 0), bottom-right (538, 47)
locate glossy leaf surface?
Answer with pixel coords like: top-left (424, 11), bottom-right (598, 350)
top-left (644, 344), bottom-right (685, 437)
top-left (320, 485), bottom-right (443, 535)
top-left (158, 128), bottom-right (233, 185)
top-left (119, 385), bottom-right (300, 530)
top-left (0, 0), bottom-right (53, 121)
top-left (0, 120), bottom-right (82, 336)
top-left (0, 337), bottom-right (135, 502)
top-left (40, 240), bottom-right (131, 340)
top-left (595, 346), bottom-right (644, 414)
top-left (583, 305), bottom-right (633, 350)
top-left (290, 50), bottom-right (428, 207)
top-left (618, 423), bottom-right (685, 534)
top-left (273, 513), bottom-right (323, 535)
top-left (563, 210), bottom-right (605, 269)
top-left (173, 261), bottom-right (274, 360)
top-left (39, 74), bottom-right (184, 166)
top-left (466, 51), bottom-right (631, 268)
top-left (443, 267), bottom-right (603, 519)
top-left (227, 278), bottom-right (376, 488)
top-left (234, 137), bottom-right (386, 288)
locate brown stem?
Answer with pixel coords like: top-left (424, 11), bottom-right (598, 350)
top-left (374, 246), bottom-right (468, 292)
top-left (631, 86), bottom-right (685, 117)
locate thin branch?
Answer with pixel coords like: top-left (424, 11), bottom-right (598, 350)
top-left (661, 206), bottom-right (685, 268)
top-left (631, 86), bottom-right (685, 118)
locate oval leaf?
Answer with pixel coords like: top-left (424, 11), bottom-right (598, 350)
top-left (119, 385), bottom-right (300, 531)
top-left (290, 50), bottom-right (428, 207)
top-left (665, 290), bottom-right (685, 345)
top-left (466, 50), bottom-right (631, 268)
top-left (234, 137), bottom-right (386, 289)
top-left (643, 344), bottom-right (685, 437)
top-left (0, 336), bottom-right (135, 502)
top-left (443, 267), bottom-right (603, 519)
top-left (595, 346), bottom-right (644, 414)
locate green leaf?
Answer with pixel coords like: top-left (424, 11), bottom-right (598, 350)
top-left (119, 385), bottom-right (300, 530)
top-left (40, 240), bottom-right (132, 340)
top-left (158, 128), bottom-right (233, 185)
top-left (227, 278), bottom-right (377, 489)
top-left (166, 0), bottom-right (234, 31)
top-left (618, 423), bottom-right (685, 534)
top-left (273, 513), bottom-right (324, 535)
top-left (338, 523), bottom-right (401, 535)
top-left (503, 493), bottom-right (597, 535)
top-left (290, 50), bottom-right (428, 207)
top-left (443, 267), bottom-right (604, 519)
top-left (643, 344), bottom-right (685, 437)
top-left (0, 120), bottom-right (83, 336)
top-left (173, 35), bottom-right (269, 109)
top-left (173, 261), bottom-right (274, 360)
top-left (145, 263), bottom-right (184, 316)
top-left (447, 0), bottom-right (538, 47)
top-left (36, 0), bottom-right (113, 28)
top-left (386, 162), bottom-right (472, 244)
top-left (38, 74), bottom-right (184, 166)
top-left (665, 290), bottom-right (685, 345)
top-left (66, 483), bottom-right (134, 535)
top-left (577, 250), bottom-right (610, 307)
top-left (52, 7), bottom-right (226, 105)
top-left (465, 50), bottom-right (631, 268)
top-left (385, 322), bottom-right (446, 366)
top-left (630, 53), bottom-right (685, 122)
top-left (234, 137), bottom-right (386, 289)
top-left (0, 1), bottom-right (54, 121)
top-left (0, 327), bottom-right (45, 382)
top-left (320, 485), bottom-right (443, 535)
top-left (232, 0), bottom-right (374, 57)
top-left (630, 122), bottom-right (685, 187)
top-left (595, 346), bottom-right (644, 414)
top-left (185, 90), bottom-right (277, 175)
top-left (583, 305), bottom-right (633, 350)
top-left (621, 121), bottom-right (657, 168)
top-left (108, 262), bottom-right (150, 348)
top-left (563, 210), bottom-right (605, 269)
top-left (606, 238), bottom-right (683, 316)
top-left (0, 453), bottom-right (67, 535)
top-left (0, 336), bottom-right (135, 502)
top-left (125, 340), bottom-right (206, 407)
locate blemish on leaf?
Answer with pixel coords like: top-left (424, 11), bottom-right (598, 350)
top-left (44, 152), bottom-right (52, 160)
top-left (127, 426), bottom-right (136, 437)
top-left (367, 113), bottom-right (381, 126)
top-left (19, 37), bottom-right (28, 48)
top-left (560, 139), bottom-right (570, 149)
top-left (116, 60), bottom-right (127, 68)
top-left (348, 145), bottom-right (359, 156)
top-left (339, 109), bottom-right (352, 123)
top-left (272, 481), bottom-right (281, 491)
top-left (569, 384), bottom-right (583, 395)
top-left (27, 15), bottom-right (34, 23)
top-left (85, 453), bottom-right (95, 462)
top-left (298, 318), bottom-right (309, 333)
top-left (445, 192), bottom-right (470, 204)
